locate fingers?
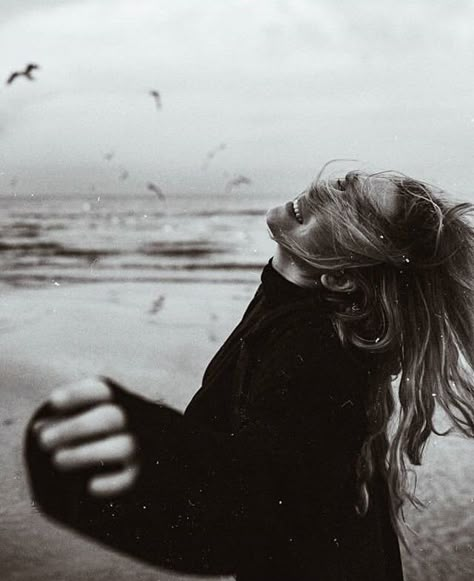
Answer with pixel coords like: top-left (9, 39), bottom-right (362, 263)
top-left (32, 377), bottom-right (141, 498)
top-left (88, 464), bottom-right (139, 497)
top-left (52, 433), bottom-right (137, 470)
top-left (48, 378), bottom-right (112, 413)
top-left (38, 404), bottom-right (127, 451)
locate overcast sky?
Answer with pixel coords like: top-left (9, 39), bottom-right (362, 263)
top-left (1, 0), bottom-right (473, 197)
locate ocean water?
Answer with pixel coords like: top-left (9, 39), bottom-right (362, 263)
top-left (0, 192), bottom-right (277, 286)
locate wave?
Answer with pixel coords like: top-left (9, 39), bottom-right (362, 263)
top-left (190, 209), bottom-right (266, 217)
top-left (117, 262), bottom-right (264, 271)
top-left (139, 240), bottom-right (229, 257)
top-left (2, 223), bottom-right (41, 238)
top-left (7, 208), bottom-right (266, 221)
top-left (0, 241), bottom-right (121, 258)
top-left (0, 240), bottom-right (235, 260)
top-left (0, 272), bottom-right (260, 287)
top-left (4, 259), bottom-right (264, 271)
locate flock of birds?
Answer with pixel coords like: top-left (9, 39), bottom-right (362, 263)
top-left (5, 63), bottom-right (253, 197)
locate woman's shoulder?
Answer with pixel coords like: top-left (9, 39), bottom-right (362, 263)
top-left (249, 305), bottom-right (364, 383)
top-left (259, 302), bottom-right (375, 372)
top-left (250, 302), bottom-right (341, 353)
top-left (245, 307), bottom-right (368, 414)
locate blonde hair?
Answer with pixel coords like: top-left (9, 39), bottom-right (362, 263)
top-left (276, 166), bottom-right (474, 542)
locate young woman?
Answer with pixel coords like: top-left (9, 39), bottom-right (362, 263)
top-left (25, 168), bottom-right (474, 580)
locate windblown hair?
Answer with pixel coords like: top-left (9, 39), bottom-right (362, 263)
top-left (276, 166), bottom-right (474, 542)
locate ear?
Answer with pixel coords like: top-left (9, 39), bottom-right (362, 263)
top-left (320, 272), bottom-right (358, 293)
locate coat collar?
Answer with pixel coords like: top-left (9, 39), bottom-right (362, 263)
top-left (261, 259), bottom-right (325, 308)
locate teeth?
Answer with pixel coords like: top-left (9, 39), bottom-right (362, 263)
top-left (292, 199), bottom-right (303, 223)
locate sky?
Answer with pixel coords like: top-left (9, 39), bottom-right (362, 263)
top-left (1, 0), bottom-right (473, 197)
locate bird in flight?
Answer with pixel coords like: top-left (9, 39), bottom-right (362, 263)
top-left (119, 168), bottom-right (129, 181)
top-left (6, 63), bottom-right (40, 85)
top-left (103, 151), bottom-right (115, 161)
top-left (149, 90), bottom-right (162, 110)
top-left (201, 143), bottom-right (227, 170)
top-left (147, 181), bottom-right (165, 200)
top-left (149, 295), bottom-right (165, 316)
top-left (225, 174), bottom-right (252, 193)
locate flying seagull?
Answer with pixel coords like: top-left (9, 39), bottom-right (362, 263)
top-left (147, 181), bottom-right (165, 200)
top-left (6, 63), bottom-right (40, 85)
top-left (103, 150), bottom-right (115, 161)
top-left (149, 90), bottom-right (162, 110)
top-left (201, 143), bottom-right (227, 170)
top-left (149, 295), bottom-right (165, 316)
top-left (225, 174), bottom-right (252, 193)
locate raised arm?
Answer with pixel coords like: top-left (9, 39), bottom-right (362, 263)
top-left (25, 321), bottom-right (367, 576)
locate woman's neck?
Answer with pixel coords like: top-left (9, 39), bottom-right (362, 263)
top-left (272, 246), bottom-right (320, 289)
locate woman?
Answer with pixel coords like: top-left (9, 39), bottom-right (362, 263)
top-left (25, 168), bottom-right (474, 580)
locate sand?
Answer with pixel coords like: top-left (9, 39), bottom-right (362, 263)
top-left (0, 280), bottom-right (473, 580)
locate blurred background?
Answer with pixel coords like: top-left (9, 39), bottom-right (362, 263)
top-left (2, 0), bottom-right (474, 198)
top-left (1, 1), bottom-right (473, 580)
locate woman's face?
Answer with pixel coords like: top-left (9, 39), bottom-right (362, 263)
top-left (265, 190), bottom-right (321, 251)
top-left (265, 176), bottom-right (399, 255)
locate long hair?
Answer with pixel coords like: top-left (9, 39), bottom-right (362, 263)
top-left (275, 166), bottom-right (474, 541)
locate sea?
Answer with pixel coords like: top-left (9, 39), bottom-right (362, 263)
top-left (0, 191), bottom-right (277, 287)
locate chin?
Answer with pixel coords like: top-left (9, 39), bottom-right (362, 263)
top-left (265, 204), bottom-right (287, 230)
top-left (265, 205), bottom-right (277, 223)
top-left (265, 207), bottom-right (280, 238)
top-left (265, 208), bottom-right (288, 246)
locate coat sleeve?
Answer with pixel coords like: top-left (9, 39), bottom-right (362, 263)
top-left (24, 319), bottom-right (368, 576)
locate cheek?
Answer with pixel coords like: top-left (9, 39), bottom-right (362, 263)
top-left (292, 221), bottom-right (320, 252)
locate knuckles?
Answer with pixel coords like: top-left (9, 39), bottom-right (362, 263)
top-left (35, 398), bottom-right (136, 471)
top-left (36, 404), bottom-right (127, 448)
top-left (51, 433), bottom-right (138, 470)
top-left (37, 403), bottom-right (128, 451)
top-left (34, 378), bottom-right (141, 494)
top-left (49, 377), bottom-right (112, 409)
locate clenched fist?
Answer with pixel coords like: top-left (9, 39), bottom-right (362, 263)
top-left (33, 377), bottom-right (139, 498)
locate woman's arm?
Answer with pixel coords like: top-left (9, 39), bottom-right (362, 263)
top-left (25, 321), bottom-right (366, 575)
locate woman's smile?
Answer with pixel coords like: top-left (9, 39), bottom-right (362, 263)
top-left (266, 191), bottom-right (317, 248)
top-left (292, 197), bottom-right (303, 223)
top-left (285, 198), bottom-right (303, 224)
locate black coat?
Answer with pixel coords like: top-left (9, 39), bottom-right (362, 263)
top-left (25, 262), bottom-right (404, 580)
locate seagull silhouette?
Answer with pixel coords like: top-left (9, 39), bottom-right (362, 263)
top-left (6, 63), bottom-right (40, 85)
top-left (201, 143), bottom-right (227, 170)
top-left (225, 174), bottom-right (252, 193)
top-left (103, 151), bottom-right (115, 161)
top-left (149, 295), bottom-right (165, 315)
top-left (149, 90), bottom-right (162, 110)
top-left (147, 181), bottom-right (165, 200)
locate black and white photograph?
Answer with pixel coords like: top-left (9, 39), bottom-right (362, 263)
top-left (1, 1), bottom-right (473, 580)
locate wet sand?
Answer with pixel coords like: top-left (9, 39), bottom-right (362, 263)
top-left (0, 281), bottom-right (473, 580)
